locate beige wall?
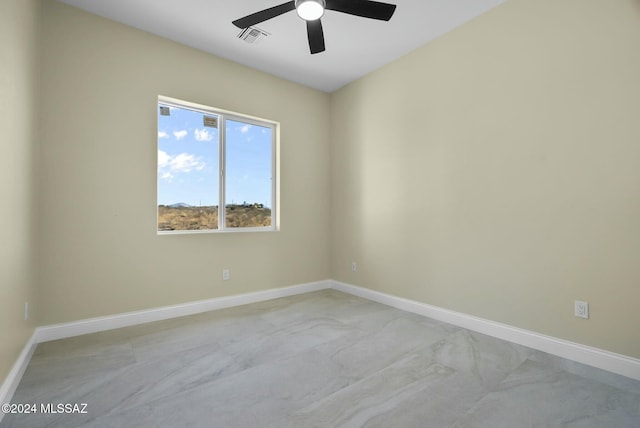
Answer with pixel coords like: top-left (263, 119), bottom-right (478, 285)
top-left (331, 0), bottom-right (640, 359)
top-left (37, 1), bottom-right (331, 324)
top-left (0, 0), bottom-right (40, 381)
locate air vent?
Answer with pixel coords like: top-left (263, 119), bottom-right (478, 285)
top-left (237, 26), bottom-right (270, 44)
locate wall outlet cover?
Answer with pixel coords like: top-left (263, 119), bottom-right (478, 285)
top-left (574, 300), bottom-right (589, 319)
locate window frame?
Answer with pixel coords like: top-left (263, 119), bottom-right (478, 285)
top-left (157, 95), bottom-right (279, 235)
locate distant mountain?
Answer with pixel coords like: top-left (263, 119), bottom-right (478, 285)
top-left (168, 203), bottom-right (193, 208)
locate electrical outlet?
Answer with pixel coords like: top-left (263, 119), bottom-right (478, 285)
top-left (24, 302), bottom-right (29, 321)
top-left (574, 300), bottom-right (589, 319)
top-left (351, 262), bottom-right (357, 272)
top-left (222, 269), bottom-right (230, 281)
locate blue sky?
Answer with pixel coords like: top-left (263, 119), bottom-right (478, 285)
top-left (158, 104), bottom-right (272, 207)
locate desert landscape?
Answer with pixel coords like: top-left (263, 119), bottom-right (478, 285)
top-left (158, 203), bottom-right (271, 231)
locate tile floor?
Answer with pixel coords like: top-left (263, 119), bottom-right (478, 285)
top-left (2, 290), bottom-right (639, 427)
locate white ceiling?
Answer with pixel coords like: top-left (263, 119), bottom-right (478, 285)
top-left (56, 0), bottom-right (506, 92)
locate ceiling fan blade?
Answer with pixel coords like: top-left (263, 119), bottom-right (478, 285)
top-left (232, 1), bottom-right (296, 28)
top-left (325, 0), bottom-right (396, 21)
top-left (307, 19), bottom-right (325, 54)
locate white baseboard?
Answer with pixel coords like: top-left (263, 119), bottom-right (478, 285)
top-left (3, 277), bottom-right (638, 422)
top-left (330, 280), bottom-right (640, 381)
top-left (35, 280), bottom-right (330, 343)
top-left (0, 331), bottom-right (38, 424)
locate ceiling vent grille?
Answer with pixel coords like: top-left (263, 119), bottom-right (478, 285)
top-left (237, 26), bottom-right (270, 44)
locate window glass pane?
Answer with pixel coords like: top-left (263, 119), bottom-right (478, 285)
top-left (224, 119), bottom-right (272, 228)
top-left (157, 104), bottom-right (219, 231)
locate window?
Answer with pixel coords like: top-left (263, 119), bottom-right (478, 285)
top-left (157, 96), bottom-right (278, 233)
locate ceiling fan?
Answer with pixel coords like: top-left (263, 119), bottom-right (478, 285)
top-left (232, 0), bottom-right (397, 54)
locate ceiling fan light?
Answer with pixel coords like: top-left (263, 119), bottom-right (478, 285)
top-left (295, 0), bottom-right (325, 21)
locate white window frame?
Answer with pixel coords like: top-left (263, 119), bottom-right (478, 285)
top-left (157, 95), bottom-right (279, 235)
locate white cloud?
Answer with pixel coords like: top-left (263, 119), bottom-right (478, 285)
top-left (240, 124), bottom-right (251, 134)
top-left (171, 153), bottom-right (205, 172)
top-left (158, 150), bottom-right (171, 168)
top-left (158, 131), bottom-right (169, 139)
top-left (173, 130), bottom-right (188, 140)
top-left (158, 150), bottom-right (205, 181)
top-left (194, 128), bottom-right (213, 142)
